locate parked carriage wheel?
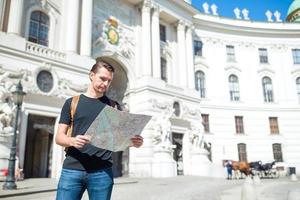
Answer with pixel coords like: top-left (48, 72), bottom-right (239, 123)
top-left (270, 169), bottom-right (280, 178)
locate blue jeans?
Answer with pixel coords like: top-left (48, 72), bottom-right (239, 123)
top-left (56, 168), bottom-right (114, 200)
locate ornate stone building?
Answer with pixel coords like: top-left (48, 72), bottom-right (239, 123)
top-left (0, 0), bottom-right (299, 179)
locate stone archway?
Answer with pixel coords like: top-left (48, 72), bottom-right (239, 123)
top-left (96, 56), bottom-right (130, 177)
top-left (97, 57), bottom-right (128, 106)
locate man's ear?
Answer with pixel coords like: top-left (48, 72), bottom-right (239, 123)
top-left (89, 72), bottom-right (94, 81)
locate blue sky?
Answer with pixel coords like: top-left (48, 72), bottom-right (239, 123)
top-left (191, 0), bottom-right (293, 22)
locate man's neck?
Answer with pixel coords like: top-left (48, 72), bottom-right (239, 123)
top-left (85, 88), bottom-right (103, 99)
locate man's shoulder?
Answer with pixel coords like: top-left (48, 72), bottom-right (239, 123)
top-left (103, 96), bottom-right (121, 110)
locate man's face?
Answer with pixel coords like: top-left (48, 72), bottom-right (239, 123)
top-left (90, 67), bottom-right (113, 94)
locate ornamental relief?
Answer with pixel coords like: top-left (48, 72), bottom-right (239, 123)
top-left (0, 66), bottom-right (87, 100)
top-left (182, 105), bottom-right (202, 119)
top-left (149, 98), bottom-right (173, 111)
top-left (92, 0), bottom-right (136, 61)
top-left (149, 98), bottom-right (201, 119)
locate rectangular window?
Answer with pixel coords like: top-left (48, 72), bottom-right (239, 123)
top-left (269, 117), bottom-right (279, 134)
top-left (1, 0), bottom-right (10, 32)
top-left (161, 57), bottom-right (167, 81)
top-left (29, 21), bottom-right (38, 42)
top-left (160, 24), bottom-right (166, 42)
top-left (273, 143), bottom-right (283, 162)
top-left (226, 45), bottom-right (235, 62)
top-left (292, 49), bottom-right (300, 64)
top-left (238, 143), bottom-right (247, 162)
top-left (194, 40), bottom-right (203, 56)
top-left (201, 114), bottom-right (210, 133)
top-left (259, 48), bottom-right (268, 63)
top-left (235, 116), bottom-right (244, 134)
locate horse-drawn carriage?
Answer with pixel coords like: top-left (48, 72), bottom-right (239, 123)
top-left (225, 160), bottom-right (279, 179)
top-left (249, 160), bottom-right (279, 178)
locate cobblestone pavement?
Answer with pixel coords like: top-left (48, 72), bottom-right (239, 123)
top-left (112, 176), bottom-right (243, 200)
top-left (0, 176), bottom-right (299, 200)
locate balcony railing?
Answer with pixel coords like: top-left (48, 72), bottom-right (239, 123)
top-left (25, 42), bottom-right (66, 61)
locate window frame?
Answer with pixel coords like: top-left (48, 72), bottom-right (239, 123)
top-left (272, 143), bottom-right (283, 162)
top-left (238, 143), bottom-right (247, 162)
top-left (160, 57), bottom-right (167, 82)
top-left (262, 76), bottom-right (274, 102)
top-left (269, 117), bottom-right (279, 134)
top-left (297, 77), bottom-right (300, 103)
top-left (201, 114), bottom-right (210, 133)
top-left (28, 10), bottom-right (50, 46)
top-left (292, 49), bottom-right (300, 64)
top-left (226, 45), bottom-right (236, 62)
top-left (258, 48), bottom-right (269, 64)
top-left (195, 70), bottom-right (206, 98)
top-left (229, 74), bottom-right (240, 101)
top-left (235, 116), bottom-right (244, 134)
top-left (159, 24), bottom-right (166, 42)
top-left (194, 40), bottom-right (203, 56)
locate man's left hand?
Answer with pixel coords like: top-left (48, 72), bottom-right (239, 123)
top-left (131, 135), bottom-right (143, 148)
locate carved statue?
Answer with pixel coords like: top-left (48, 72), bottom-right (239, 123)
top-left (234, 8), bottom-right (241, 19)
top-left (189, 121), bottom-right (205, 150)
top-left (0, 69), bottom-right (17, 135)
top-left (152, 108), bottom-right (174, 148)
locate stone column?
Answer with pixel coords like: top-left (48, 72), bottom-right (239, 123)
top-left (151, 5), bottom-right (161, 79)
top-left (0, 0), bottom-right (5, 29)
top-left (7, 0), bottom-right (23, 35)
top-left (63, 0), bottom-right (80, 53)
top-left (80, 0), bottom-right (93, 56)
top-left (177, 20), bottom-right (187, 87)
top-left (141, 0), bottom-right (152, 77)
top-left (185, 25), bottom-right (195, 89)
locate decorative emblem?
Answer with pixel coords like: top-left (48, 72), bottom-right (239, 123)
top-left (104, 16), bottom-right (119, 45)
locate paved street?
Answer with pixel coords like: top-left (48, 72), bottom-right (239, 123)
top-left (0, 176), bottom-right (299, 200)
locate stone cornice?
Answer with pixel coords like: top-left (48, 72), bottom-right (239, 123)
top-left (170, 0), bottom-right (199, 15)
top-left (193, 13), bottom-right (300, 38)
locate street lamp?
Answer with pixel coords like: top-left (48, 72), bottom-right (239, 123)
top-left (3, 81), bottom-right (26, 190)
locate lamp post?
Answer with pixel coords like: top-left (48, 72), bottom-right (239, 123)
top-left (3, 81), bottom-right (26, 190)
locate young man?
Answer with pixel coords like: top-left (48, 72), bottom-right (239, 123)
top-left (55, 61), bottom-right (143, 200)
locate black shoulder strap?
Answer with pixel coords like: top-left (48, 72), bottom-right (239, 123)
top-left (107, 97), bottom-right (121, 111)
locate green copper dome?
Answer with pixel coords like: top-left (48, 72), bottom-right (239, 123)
top-left (287, 0), bottom-right (300, 15)
top-left (286, 0), bottom-right (300, 22)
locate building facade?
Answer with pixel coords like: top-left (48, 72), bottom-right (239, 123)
top-left (0, 0), bottom-right (299, 179)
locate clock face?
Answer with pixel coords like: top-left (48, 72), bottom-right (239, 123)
top-left (36, 70), bottom-right (53, 93)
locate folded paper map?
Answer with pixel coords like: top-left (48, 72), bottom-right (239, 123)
top-left (85, 103), bottom-right (152, 152)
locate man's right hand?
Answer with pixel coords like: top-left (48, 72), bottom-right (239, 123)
top-left (70, 135), bottom-right (91, 148)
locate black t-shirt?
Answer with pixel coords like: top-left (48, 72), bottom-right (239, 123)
top-left (59, 94), bottom-right (116, 171)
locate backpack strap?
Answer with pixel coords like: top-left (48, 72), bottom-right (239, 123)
top-left (66, 95), bottom-right (80, 137)
top-left (109, 98), bottom-right (121, 110)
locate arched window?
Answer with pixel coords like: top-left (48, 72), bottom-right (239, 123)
top-left (296, 77), bottom-right (300, 103)
top-left (195, 71), bottom-right (206, 98)
top-left (237, 143), bottom-right (247, 162)
top-left (229, 74), bottom-right (240, 101)
top-left (262, 76), bottom-right (274, 102)
top-left (29, 11), bottom-right (49, 46)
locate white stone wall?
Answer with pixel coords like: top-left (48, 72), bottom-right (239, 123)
top-left (194, 14), bottom-right (300, 175)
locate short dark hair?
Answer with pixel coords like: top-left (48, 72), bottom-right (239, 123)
top-left (90, 61), bottom-right (115, 73)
